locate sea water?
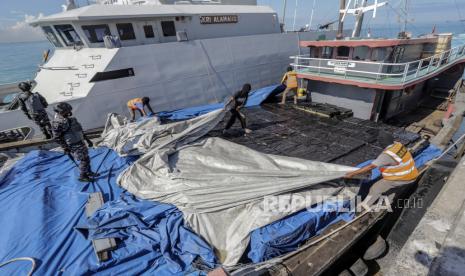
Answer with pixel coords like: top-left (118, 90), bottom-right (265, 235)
top-left (0, 23), bottom-right (465, 85)
top-left (0, 41), bottom-right (53, 85)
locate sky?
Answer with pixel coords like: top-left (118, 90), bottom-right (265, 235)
top-left (1, 0), bottom-right (465, 43)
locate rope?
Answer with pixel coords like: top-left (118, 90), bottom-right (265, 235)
top-left (435, 132), bottom-right (465, 161)
top-left (0, 257), bottom-right (36, 276)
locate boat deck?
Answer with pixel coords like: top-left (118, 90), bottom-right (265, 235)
top-left (208, 103), bottom-right (420, 167)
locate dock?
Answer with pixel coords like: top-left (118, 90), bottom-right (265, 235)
top-left (382, 86), bottom-right (465, 275)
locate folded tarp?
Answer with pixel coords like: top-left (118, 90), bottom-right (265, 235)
top-left (100, 109), bottom-right (225, 156)
top-left (157, 85), bottom-right (278, 120)
top-left (0, 148), bottom-right (216, 275)
top-left (117, 135), bottom-right (357, 265)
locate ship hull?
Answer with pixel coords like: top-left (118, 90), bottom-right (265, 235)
top-left (0, 31), bottom-right (338, 137)
top-left (305, 63), bottom-right (465, 122)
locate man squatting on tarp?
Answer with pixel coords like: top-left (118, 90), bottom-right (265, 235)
top-left (17, 82), bottom-right (53, 139)
top-left (127, 97), bottom-right (155, 122)
top-left (223, 83), bottom-right (253, 135)
top-left (52, 102), bottom-right (99, 182)
top-left (345, 130), bottom-right (420, 206)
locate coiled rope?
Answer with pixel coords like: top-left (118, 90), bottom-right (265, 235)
top-left (0, 257), bottom-right (36, 276)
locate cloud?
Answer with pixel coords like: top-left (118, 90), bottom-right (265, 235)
top-left (0, 14), bottom-right (46, 43)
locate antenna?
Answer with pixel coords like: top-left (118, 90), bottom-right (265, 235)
top-left (340, 0), bottom-right (387, 38)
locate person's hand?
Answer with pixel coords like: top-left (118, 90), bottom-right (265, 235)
top-left (344, 172), bottom-right (354, 179)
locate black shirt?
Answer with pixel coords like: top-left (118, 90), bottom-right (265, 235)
top-left (232, 90), bottom-right (249, 108)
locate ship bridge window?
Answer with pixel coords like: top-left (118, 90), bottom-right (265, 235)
top-left (161, 21), bottom-right (176, 37)
top-left (54, 24), bottom-right (83, 47)
top-left (321, 47), bottom-right (333, 59)
top-left (42, 26), bottom-right (63, 47)
top-left (82, 24), bottom-right (111, 43)
top-left (353, 46), bottom-right (369, 60)
top-left (143, 25), bottom-right (155, 38)
top-left (337, 46), bottom-right (350, 58)
top-left (116, 23), bottom-right (136, 40)
top-left (372, 48), bottom-right (388, 62)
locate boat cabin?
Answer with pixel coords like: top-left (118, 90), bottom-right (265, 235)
top-left (292, 34), bottom-right (465, 121)
top-left (31, 3), bottom-right (280, 49)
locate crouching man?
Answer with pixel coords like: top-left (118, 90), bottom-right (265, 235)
top-left (345, 130), bottom-right (419, 207)
top-left (52, 102), bottom-right (98, 182)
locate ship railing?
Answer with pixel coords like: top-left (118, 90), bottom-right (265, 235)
top-left (290, 43), bottom-right (465, 85)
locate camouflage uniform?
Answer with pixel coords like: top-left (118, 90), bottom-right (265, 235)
top-left (52, 114), bottom-right (91, 179)
top-left (18, 92), bottom-right (52, 139)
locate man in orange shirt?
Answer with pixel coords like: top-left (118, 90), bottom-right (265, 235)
top-left (280, 66), bottom-right (299, 105)
top-left (345, 131), bottom-right (419, 206)
top-left (127, 97), bottom-right (155, 122)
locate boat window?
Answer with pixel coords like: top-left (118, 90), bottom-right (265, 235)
top-left (372, 48), bottom-right (388, 62)
top-left (90, 68), bottom-right (135, 82)
top-left (143, 25), bottom-right (155, 38)
top-left (116, 23), bottom-right (136, 40)
top-left (54, 24), bottom-right (83, 47)
top-left (42, 26), bottom-right (63, 47)
top-left (337, 46), bottom-right (350, 58)
top-left (82, 24), bottom-right (111, 43)
top-left (353, 46), bottom-right (369, 60)
top-left (321, 47), bottom-right (333, 59)
top-left (161, 21), bottom-right (176, 37)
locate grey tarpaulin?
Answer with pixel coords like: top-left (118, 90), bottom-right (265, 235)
top-left (104, 110), bottom-right (357, 265)
top-left (0, 153), bottom-right (24, 177)
top-left (100, 109), bottom-right (225, 156)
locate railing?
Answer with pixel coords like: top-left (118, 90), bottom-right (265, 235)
top-left (39, 66), bottom-right (79, 71)
top-left (291, 43), bottom-right (465, 86)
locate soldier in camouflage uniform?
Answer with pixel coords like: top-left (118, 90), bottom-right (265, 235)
top-left (17, 82), bottom-right (52, 139)
top-left (52, 102), bottom-right (98, 182)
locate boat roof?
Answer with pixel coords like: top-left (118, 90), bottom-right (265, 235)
top-left (300, 36), bottom-right (440, 48)
top-left (30, 4), bottom-right (275, 25)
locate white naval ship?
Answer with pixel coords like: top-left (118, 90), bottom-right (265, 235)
top-left (0, 0), bottom-right (338, 139)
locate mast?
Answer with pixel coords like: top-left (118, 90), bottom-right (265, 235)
top-left (282, 0), bottom-right (288, 31)
top-left (293, 0), bottom-right (299, 31)
top-left (339, 0), bottom-right (387, 38)
top-left (308, 0), bottom-right (316, 30)
top-left (337, 0), bottom-right (346, 39)
top-left (352, 0), bottom-right (368, 37)
top-left (401, 0), bottom-right (409, 33)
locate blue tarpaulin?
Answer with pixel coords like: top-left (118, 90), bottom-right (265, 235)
top-left (158, 85), bottom-right (278, 120)
top-left (0, 93), bottom-right (444, 273)
top-left (248, 200), bottom-right (354, 263)
top-left (0, 148), bottom-right (216, 275)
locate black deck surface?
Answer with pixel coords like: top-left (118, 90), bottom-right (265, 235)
top-left (208, 103), bottom-right (420, 167)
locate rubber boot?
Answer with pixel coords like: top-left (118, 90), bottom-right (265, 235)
top-left (78, 174), bottom-right (95, 183)
top-left (88, 171), bottom-right (100, 177)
